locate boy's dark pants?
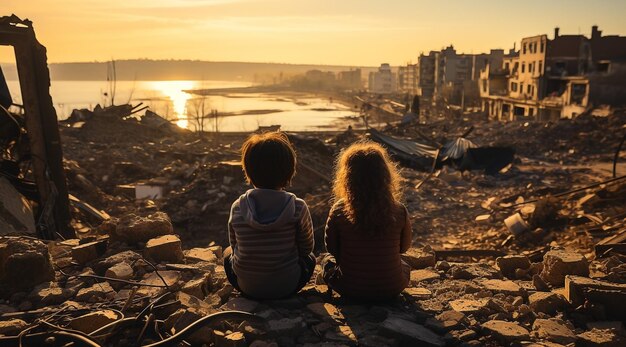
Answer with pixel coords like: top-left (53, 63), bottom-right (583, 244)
top-left (223, 246), bottom-right (316, 299)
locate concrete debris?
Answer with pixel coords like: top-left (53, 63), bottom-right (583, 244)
top-left (71, 239), bottom-right (108, 264)
top-left (0, 237), bottom-right (55, 296)
top-left (144, 234), bottom-right (184, 263)
top-left (531, 318), bottom-right (577, 345)
top-left (565, 275), bottom-right (626, 319)
top-left (75, 282), bottom-right (115, 302)
top-left (184, 247), bottom-right (218, 263)
top-left (496, 255), bottom-right (531, 279)
top-left (540, 250), bottom-right (589, 286)
top-left (410, 269), bottom-right (441, 284)
top-left (69, 310), bottom-right (120, 334)
top-left (577, 328), bottom-right (625, 347)
top-left (528, 291), bottom-right (568, 314)
top-left (111, 212), bottom-right (173, 244)
top-left (401, 246), bottom-right (436, 269)
top-left (0, 101), bottom-right (624, 345)
top-left (481, 320), bottom-right (530, 342)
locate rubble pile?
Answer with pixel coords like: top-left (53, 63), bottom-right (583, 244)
top-left (1, 106), bottom-right (625, 345)
top-left (2, 229), bottom-right (626, 346)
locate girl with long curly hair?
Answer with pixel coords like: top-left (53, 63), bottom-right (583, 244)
top-left (322, 141), bottom-right (412, 301)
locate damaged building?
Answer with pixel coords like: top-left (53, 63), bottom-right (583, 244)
top-left (480, 26), bottom-right (626, 121)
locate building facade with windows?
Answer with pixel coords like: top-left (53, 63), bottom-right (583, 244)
top-left (477, 27), bottom-right (625, 121)
top-left (368, 63), bottom-right (397, 94)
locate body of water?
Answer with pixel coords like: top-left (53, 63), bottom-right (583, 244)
top-left (5, 80), bottom-right (360, 132)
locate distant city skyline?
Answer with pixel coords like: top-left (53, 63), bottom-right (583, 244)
top-left (2, 0), bottom-right (626, 66)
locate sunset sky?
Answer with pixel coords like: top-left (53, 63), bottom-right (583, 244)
top-left (3, 0), bottom-right (626, 66)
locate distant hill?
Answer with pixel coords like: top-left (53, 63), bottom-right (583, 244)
top-left (0, 59), bottom-right (376, 82)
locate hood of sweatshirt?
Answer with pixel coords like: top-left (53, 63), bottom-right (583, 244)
top-left (238, 189), bottom-right (296, 229)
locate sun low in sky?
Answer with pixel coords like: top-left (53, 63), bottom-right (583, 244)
top-left (4, 0), bottom-right (626, 66)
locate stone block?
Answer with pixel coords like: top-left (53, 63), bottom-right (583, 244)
top-left (112, 212), bottom-right (173, 243)
top-left (528, 292), bottom-right (567, 314)
top-left (481, 320), bottom-right (529, 343)
top-left (71, 239), bottom-right (108, 265)
top-left (410, 269), bottom-right (441, 284)
top-left (565, 275), bottom-right (626, 319)
top-left (185, 248), bottom-right (218, 263)
top-left (402, 247), bottom-right (436, 269)
top-left (75, 282), bottom-right (115, 302)
top-left (496, 255), bottom-right (531, 279)
top-left (540, 250), bottom-right (589, 286)
top-left (105, 262), bottom-right (133, 281)
top-left (532, 318), bottom-right (576, 345)
top-left (145, 235), bottom-right (184, 263)
top-left (0, 237), bottom-right (55, 296)
top-left (478, 279), bottom-right (524, 296)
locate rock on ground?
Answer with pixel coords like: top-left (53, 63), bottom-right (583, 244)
top-left (111, 212), bottom-right (173, 243)
top-left (540, 250), bottom-right (589, 286)
top-left (145, 234), bottom-right (184, 263)
top-left (0, 237), bottom-right (55, 296)
top-left (532, 318), bottom-right (576, 345)
top-left (481, 320), bottom-right (530, 343)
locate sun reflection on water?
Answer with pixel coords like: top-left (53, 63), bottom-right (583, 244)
top-left (147, 80), bottom-right (197, 128)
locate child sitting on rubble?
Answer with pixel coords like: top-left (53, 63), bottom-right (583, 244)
top-left (322, 141), bottom-right (412, 301)
top-left (223, 132), bottom-right (315, 299)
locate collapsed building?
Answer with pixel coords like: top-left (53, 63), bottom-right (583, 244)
top-left (480, 26), bottom-right (626, 121)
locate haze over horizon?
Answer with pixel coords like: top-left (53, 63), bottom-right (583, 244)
top-left (3, 0), bottom-right (626, 66)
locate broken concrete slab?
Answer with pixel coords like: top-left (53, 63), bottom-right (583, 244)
top-left (449, 263), bottom-right (502, 280)
top-left (71, 239), bottom-right (108, 265)
top-left (577, 328), bottom-right (625, 347)
top-left (404, 287), bottom-right (432, 299)
top-left (528, 292), bottom-right (568, 314)
top-left (532, 318), bottom-right (576, 345)
top-left (410, 269), bottom-right (441, 284)
top-left (93, 250), bottom-right (141, 275)
top-left (0, 237), bottom-right (55, 296)
top-left (481, 320), bottom-right (529, 343)
top-left (478, 279), bottom-right (525, 296)
top-left (432, 310), bottom-right (468, 331)
top-left (496, 255), bottom-right (531, 279)
top-left (449, 299), bottom-right (490, 315)
top-left (29, 282), bottom-right (73, 305)
top-left (401, 247), bottom-right (436, 269)
top-left (184, 247), bottom-right (218, 263)
top-left (380, 316), bottom-right (444, 347)
top-left (104, 262), bottom-right (134, 281)
top-left (564, 275), bottom-right (626, 319)
top-left (181, 275), bottom-right (209, 299)
top-left (136, 270), bottom-right (181, 297)
top-left (145, 234), bottom-right (184, 263)
top-left (540, 250), bottom-right (589, 286)
top-left (69, 309), bottom-right (120, 334)
top-left (112, 212), bottom-right (173, 244)
top-left (75, 282), bottom-right (115, 302)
